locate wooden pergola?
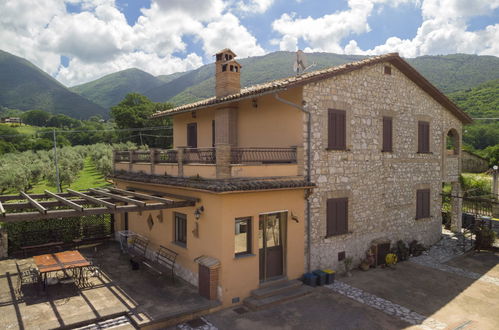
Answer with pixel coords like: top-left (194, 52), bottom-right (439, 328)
top-left (0, 187), bottom-right (197, 223)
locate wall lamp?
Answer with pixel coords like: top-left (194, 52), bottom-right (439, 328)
top-left (194, 206), bottom-right (205, 220)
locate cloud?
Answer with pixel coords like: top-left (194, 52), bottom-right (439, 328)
top-left (237, 0), bottom-right (275, 14)
top-left (197, 13), bottom-right (265, 57)
top-left (272, 0), bottom-right (417, 53)
top-left (361, 0), bottom-right (499, 57)
top-left (0, 0), bottom-right (266, 86)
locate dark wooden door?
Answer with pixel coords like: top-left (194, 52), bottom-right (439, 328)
top-left (187, 123), bottom-right (197, 148)
top-left (259, 212), bottom-right (284, 281)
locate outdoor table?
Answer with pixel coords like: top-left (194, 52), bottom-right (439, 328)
top-left (33, 250), bottom-right (91, 289)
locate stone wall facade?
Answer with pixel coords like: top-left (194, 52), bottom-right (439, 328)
top-left (302, 62), bottom-right (463, 271)
top-left (461, 150), bottom-right (489, 173)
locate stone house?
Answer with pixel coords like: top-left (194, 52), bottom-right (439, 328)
top-left (462, 150), bottom-right (489, 173)
top-left (112, 49), bottom-right (471, 306)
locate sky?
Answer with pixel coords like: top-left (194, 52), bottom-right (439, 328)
top-left (1, 0), bottom-right (498, 87)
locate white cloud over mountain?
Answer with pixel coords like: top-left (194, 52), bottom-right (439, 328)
top-left (0, 0), bottom-right (497, 86)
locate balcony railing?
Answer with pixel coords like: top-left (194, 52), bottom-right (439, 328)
top-left (115, 147), bottom-right (297, 165)
top-left (183, 148), bottom-right (216, 164)
top-left (230, 147), bottom-right (297, 164)
top-left (155, 149), bottom-right (178, 163)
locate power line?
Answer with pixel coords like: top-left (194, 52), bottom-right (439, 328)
top-left (0, 125), bottom-right (173, 138)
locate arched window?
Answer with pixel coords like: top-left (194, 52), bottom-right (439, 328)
top-left (446, 129), bottom-right (459, 155)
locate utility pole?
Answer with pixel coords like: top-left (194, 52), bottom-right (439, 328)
top-left (53, 129), bottom-right (61, 193)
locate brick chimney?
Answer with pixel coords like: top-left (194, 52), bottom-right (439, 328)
top-left (215, 49), bottom-right (241, 98)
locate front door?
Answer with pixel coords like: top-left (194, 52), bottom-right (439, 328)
top-left (259, 212), bottom-right (285, 281)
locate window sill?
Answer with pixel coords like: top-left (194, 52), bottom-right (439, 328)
top-left (325, 231), bottom-right (352, 239)
top-left (172, 241), bottom-right (187, 249)
top-left (416, 152), bottom-right (433, 154)
top-left (235, 253), bottom-right (255, 259)
top-left (415, 216), bottom-right (433, 221)
top-left (326, 148), bottom-right (351, 152)
top-left (381, 150), bottom-right (393, 153)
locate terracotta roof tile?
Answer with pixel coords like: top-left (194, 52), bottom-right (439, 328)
top-left (112, 172), bottom-right (314, 192)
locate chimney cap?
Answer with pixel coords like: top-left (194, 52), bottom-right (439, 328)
top-left (214, 48), bottom-right (237, 57)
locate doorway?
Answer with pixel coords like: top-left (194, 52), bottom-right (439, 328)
top-left (259, 212), bottom-right (286, 281)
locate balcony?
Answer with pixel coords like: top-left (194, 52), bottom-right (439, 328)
top-left (113, 146), bottom-right (302, 179)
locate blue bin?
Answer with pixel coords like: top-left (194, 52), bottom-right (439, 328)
top-left (313, 270), bottom-right (327, 286)
top-left (303, 272), bottom-right (318, 287)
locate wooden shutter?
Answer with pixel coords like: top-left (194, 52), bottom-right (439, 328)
top-left (418, 121), bottom-right (429, 153)
top-left (328, 109), bottom-right (346, 150)
top-left (382, 117), bottom-right (393, 152)
top-left (416, 189), bottom-right (430, 219)
top-left (211, 120), bottom-right (216, 147)
top-left (187, 123), bottom-right (197, 148)
top-left (327, 197), bottom-right (348, 236)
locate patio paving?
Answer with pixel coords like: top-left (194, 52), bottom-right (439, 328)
top-left (0, 242), bottom-right (219, 329)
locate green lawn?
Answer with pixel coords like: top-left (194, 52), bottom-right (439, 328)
top-left (30, 157), bottom-right (109, 193)
top-left (0, 123), bottom-right (38, 135)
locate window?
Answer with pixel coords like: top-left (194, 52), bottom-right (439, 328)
top-left (384, 66), bottom-right (392, 75)
top-left (235, 217), bottom-right (252, 256)
top-left (416, 189), bottom-right (430, 219)
top-left (382, 116), bottom-right (393, 152)
top-left (446, 129), bottom-right (459, 155)
top-left (328, 109), bottom-right (346, 150)
top-left (326, 197), bottom-right (348, 236)
top-left (174, 212), bottom-right (187, 246)
top-left (418, 121), bottom-right (430, 153)
top-left (222, 64), bottom-right (227, 72)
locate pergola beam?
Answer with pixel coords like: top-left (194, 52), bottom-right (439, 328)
top-left (126, 186), bottom-right (200, 202)
top-left (67, 189), bottom-right (116, 209)
top-left (89, 188), bottom-right (147, 207)
top-left (2, 201), bottom-right (194, 223)
top-left (44, 190), bottom-right (84, 212)
top-left (108, 187), bottom-right (176, 204)
top-left (20, 191), bottom-right (47, 214)
top-left (0, 201), bottom-right (5, 217)
top-left (2, 197), bottom-right (113, 210)
top-left (0, 192), bottom-right (75, 202)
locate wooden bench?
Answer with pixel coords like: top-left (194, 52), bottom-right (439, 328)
top-left (143, 245), bottom-right (178, 282)
top-left (73, 224), bottom-right (112, 248)
top-left (128, 236), bottom-right (149, 264)
top-left (20, 229), bottom-right (66, 257)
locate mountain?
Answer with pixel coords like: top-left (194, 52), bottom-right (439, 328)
top-left (140, 52), bottom-right (499, 106)
top-left (70, 68), bottom-right (164, 109)
top-left (448, 79), bottom-right (499, 118)
top-left (408, 54), bottom-right (499, 94)
top-left (0, 50), bottom-right (105, 119)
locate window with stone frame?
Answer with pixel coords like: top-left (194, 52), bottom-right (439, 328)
top-left (326, 197), bottom-right (348, 236)
top-left (416, 189), bottom-right (430, 219)
top-left (328, 109), bottom-right (346, 150)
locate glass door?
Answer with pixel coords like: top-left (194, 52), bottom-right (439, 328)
top-left (259, 212), bottom-right (285, 281)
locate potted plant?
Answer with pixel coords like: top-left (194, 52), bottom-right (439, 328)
top-left (343, 257), bottom-right (353, 277)
top-left (359, 250), bottom-right (375, 271)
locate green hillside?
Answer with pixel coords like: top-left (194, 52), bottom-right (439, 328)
top-left (408, 54), bottom-right (499, 94)
top-left (70, 68), bottom-right (164, 109)
top-left (448, 79), bottom-right (499, 118)
top-left (0, 50), bottom-right (106, 119)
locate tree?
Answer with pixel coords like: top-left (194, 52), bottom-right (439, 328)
top-left (111, 93), bottom-right (155, 129)
top-left (21, 110), bottom-right (52, 126)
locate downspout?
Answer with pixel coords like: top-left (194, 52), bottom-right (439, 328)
top-left (274, 92), bottom-right (313, 272)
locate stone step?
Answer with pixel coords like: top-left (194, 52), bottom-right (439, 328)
top-left (250, 279), bottom-right (303, 299)
top-left (258, 276), bottom-right (288, 288)
top-left (244, 285), bottom-right (313, 311)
